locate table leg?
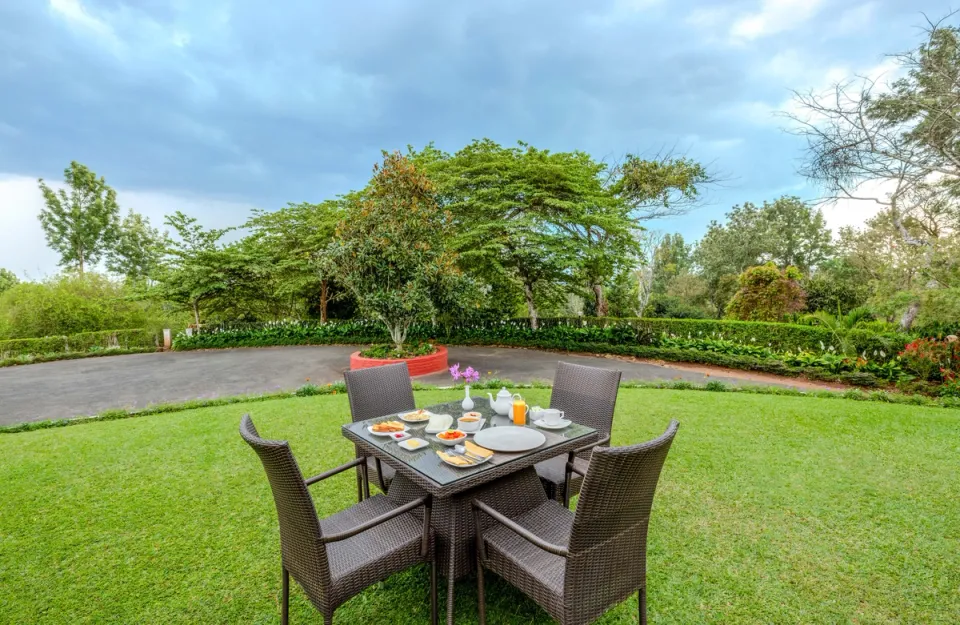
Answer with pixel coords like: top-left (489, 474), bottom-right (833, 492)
top-left (446, 505), bottom-right (457, 625)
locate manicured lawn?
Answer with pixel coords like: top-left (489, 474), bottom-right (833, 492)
top-left (1, 389), bottom-right (958, 624)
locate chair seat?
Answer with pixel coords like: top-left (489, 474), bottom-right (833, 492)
top-left (322, 494), bottom-right (427, 603)
top-left (483, 500), bottom-right (573, 619)
top-left (366, 456), bottom-right (396, 491)
top-left (534, 455), bottom-right (590, 501)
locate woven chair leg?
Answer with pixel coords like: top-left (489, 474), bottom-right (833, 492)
top-left (355, 467), bottom-right (364, 503)
top-left (476, 562), bottom-right (487, 625)
top-left (639, 587), bottom-right (646, 625)
top-left (281, 567), bottom-right (289, 625)
top-left (430, 559), bottom-right (438, 625)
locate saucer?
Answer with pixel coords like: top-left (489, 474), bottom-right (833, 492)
top-left (534, 418), bottom-right (572, 430)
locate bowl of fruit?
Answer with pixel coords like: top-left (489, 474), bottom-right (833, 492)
top-left (435, 429), bottom-right (467, 446)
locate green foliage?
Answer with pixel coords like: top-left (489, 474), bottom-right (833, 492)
top-left (106, 210), bottom-right (164, 281)
top-left (330, 152), bottom-right (464, 349)
top-left (37, 161), bottom-right (121, 274)
top-left (898, 338), bottom-right (960, 382)
top-left (0, 329), bottom-right (158, 359)
top-left (0, 268), bottom-right (18, 295)
top-left (727, 263), bottom-right (806, 322)
top-left (358, 342), bottom-right (436, 359)
top-left (644, 294), bottom-right (709, 319)
top-left (0, 273), bottom-right (182, 339)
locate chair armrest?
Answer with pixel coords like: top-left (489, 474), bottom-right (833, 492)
top-left (321, 496), bottom-right (430, 544)
top-left (472, 500), bottom-right (569, 558)
top-left (567, 434), bottom-right (610, 464)
top-left (305, 457), bottom-right (366, 486)
top-left (565, 461), bottom-right (586, 478)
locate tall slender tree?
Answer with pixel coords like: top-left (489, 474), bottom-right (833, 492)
top-left (37, 161), bottom-right (120, 274)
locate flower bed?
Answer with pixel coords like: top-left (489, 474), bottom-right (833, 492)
top-left (350, 345), bottom-right (449, 376)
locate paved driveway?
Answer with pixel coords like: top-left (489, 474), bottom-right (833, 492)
top-left (0, 345), bottom-right (822, 425)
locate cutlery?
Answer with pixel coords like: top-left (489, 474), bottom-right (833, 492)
top-left (454, 444), bottom-right (485, 462)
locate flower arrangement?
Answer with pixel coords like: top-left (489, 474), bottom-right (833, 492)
top-left (449, 363), bottom-right (480, 383)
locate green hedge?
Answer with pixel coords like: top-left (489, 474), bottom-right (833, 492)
top-left (0, 329), bottom-right (159, 359)
top-left (176, 317), bottom-right (911, 362)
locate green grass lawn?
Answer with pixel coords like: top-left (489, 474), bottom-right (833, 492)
top-left (1, 389), bottom-right (958, 624)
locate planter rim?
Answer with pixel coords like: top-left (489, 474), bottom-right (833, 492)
top-left (349, 345), bottom-right (449, 376)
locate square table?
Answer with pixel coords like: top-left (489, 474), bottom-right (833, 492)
top-left (341, 398), bottom-right (598, 624)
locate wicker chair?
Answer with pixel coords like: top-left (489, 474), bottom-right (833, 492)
top-left (343, 363), bottom-right (416, 500)
top-left (535, 362), bottom-right (622, 505)
top-left (240, 415), bottom-right (437, 625)
top-left (474, 420), bottom-right (679, 625)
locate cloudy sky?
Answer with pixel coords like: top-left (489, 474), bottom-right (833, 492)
top-left (0, 0), bottom-right (949, 277)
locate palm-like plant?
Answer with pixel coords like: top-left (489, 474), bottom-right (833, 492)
top-left (801, 305), bottom-right (875, 355)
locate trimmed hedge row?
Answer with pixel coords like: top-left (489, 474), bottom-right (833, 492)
top-left (176, 317), bottom-right (911, 362)
top-left (0, 329), bottom-right (159, 359)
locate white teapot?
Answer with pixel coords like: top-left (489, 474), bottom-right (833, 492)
top-left (487, 387), bottom-right (513, 415)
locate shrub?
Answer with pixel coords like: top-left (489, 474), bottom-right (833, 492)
top-left (898, 338), bottom-right (960, 381)
top-left (0, 329), bottom-right (158, 359)
top-left (726, 263), bottom-right (806, 322)
top-left (0, 273), bottom-right (185, 339)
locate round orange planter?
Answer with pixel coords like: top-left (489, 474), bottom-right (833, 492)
top-left (349, 345), bottom-right (449, 376)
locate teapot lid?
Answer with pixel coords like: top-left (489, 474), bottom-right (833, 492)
top-left (496, 387), bottom-right (512, 398)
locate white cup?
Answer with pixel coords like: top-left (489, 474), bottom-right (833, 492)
top-left (458, 413), bottom-right (482, 432)
top-left (541, 409), bottom-right (564, 425)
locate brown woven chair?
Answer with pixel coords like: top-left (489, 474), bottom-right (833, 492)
top-left (343, 363), bottom-right (416, 500)
top-left (535, 362), bottom-right (622, 505)
top-left (474, 419), bottom-right (679, 625)
top-left (240, 415), bottom-right (437, 625)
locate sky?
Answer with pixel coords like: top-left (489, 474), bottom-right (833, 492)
top-left (0, 0), bottom-right (950, 278)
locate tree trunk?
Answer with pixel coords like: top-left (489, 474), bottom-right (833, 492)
top-left (320, 279), bottom-right (328, 324)
top-left (523, 283), bottom-right (538, 330)
top-left (192, 301), bottom-right (201, 327)
top-left (78, 249), bottom-right (85, 276)
top-left (385, 321), bottom-right (408, 350)
top-left (899, 300), bottom-right (921, 331)
top-left (592, 283), bottom-right (608, 317)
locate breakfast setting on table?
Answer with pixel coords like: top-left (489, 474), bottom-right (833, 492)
top-left (364, 387), bottom-right (573, 469)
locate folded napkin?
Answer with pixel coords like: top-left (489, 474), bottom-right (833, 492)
top-left (437, 451), bottom-right (471, 466)
top-left (464, 439), bottom-right (493, 459)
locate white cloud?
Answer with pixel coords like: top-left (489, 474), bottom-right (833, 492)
top-left (730, 0), bottom-right (826, 41)
top-left (819, 178), bottom-right (893, 233)
top-left (0, 174), bottom-right (256, 279)
top-left (828, 2), bottom-right (877, 37)
top-left (48, 0), bottom-right (114, 38)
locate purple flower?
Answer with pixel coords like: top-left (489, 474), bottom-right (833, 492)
top-left (449, 363), bottom-right (461, 380)
top-left (463, 366), bottom-right (480, 383)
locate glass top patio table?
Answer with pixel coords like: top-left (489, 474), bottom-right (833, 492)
top-left (341, 398), bottom-right (597, 489)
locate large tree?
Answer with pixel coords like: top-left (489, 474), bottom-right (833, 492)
top-left (152, 212), bottom-right (233, 326)
top-left (0, 269), bottom-right (18, 295)
top-left (329, 151), bottom-right (463, 348)
top-left (37, 161), bottom-right (120, 274)
top-left (245, 201), bottom-right (343, 322)
top-left (106, 210), bottom-right (164, 282)
top-left (787, 16), bottom-right (960, 328)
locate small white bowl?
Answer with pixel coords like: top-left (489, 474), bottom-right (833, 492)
top-left (458, 415), bottom-right (482, 432)
top-left (435, 430), bottom-right (467, 446)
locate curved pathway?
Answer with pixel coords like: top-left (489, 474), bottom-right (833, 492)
top-left (0, 345), bottom-right (838, 425)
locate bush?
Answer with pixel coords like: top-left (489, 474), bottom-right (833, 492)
top-left (0, 273), bottom-right (185, 339)
top-left (898, 338), bottom-right (960, 382)
top-left (726, 263), bottom-right (806, 322)
top-left (0, 329), bottom-right (158, 359)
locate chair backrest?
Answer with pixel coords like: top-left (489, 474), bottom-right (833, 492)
top-left (343, 363), bottom-right (416, 422)
top-left (549, 362), bottom-right (622, 437)
top-left (564, 420), bottom-right (679, 624)
top-left (239, 415), bottom-right (331, 603)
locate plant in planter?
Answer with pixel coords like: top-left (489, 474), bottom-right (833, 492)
top-left (329, 151), bottom-right (465, 351)
top-left (450, 363), bottom-right (481, 410)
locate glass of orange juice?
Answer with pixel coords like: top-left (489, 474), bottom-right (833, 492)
top-left (512, 394), bottom-right (528, 425)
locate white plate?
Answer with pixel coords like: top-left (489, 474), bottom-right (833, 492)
top-left (399, 409), bottom-right (435, 424)
top-left (398, 437), bottom-right (429, 451)
top-left (473, 426), bottom-right (546, 453)
top-left (533, 418), bottom-right (572, 430)
top-left (367, 423), bottom-right (408, 436)
top-left (437, 451), bottom-right (493, 468)
top-left (424, 414), bottom-right (454, 434)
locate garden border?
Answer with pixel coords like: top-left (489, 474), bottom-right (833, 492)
top-left (2, 378), bottom-right (956, 435)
